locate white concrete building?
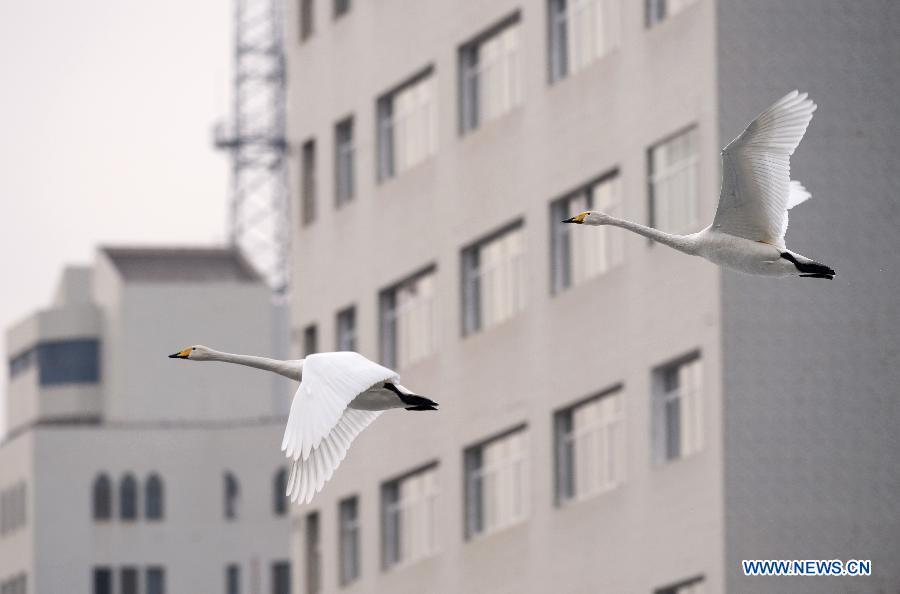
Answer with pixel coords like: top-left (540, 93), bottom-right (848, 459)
top-left (285, 1), bottom-right (900, 593)
top-left (0, 247), bottom-right (293, 594)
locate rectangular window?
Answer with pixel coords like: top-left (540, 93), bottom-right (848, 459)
top-left (301, 139), bottom-right (317, 226)
top-left (120, 567), bottom-right (139, 594)
top-left (226, 564), bottom-right (240, 594)
top-left (336, 306), bottom-right (356, 351)
top-left (382, 465), bottom-right (439, 569)
top-left (303, 324), bottom-right (318, 356)
top-left (36, 339), bottom-right (100, 385)
top-left (271, 561), bottom-right (290, 594)
top-left (338, 496), bottom-right (360, 585)
top-left (550, 172), bottom-right (623, 293)
top-left (464, 427), bottom-right (528, 538)
top-left (93, 568), bottom-right (112, 594)
top-left (653, 353), bottom-right (703, 463)
top-left (462, 223), bottom-right (526, 336)
top-left (305, 512), bottom-right (321, 594)
top-left (380, 267), bottom-right (437, 369)
top-left (377, 69), bottom-right (437, 181)
top-left (334, 0), bottom-right (350, 18)
top-left (646, 0), bottom-right (698, 28)
top-left (146, 567), bottom-right (165, 594)
top-left (334, 117), bottom-right (355, 207)
top-left (649, 127), bottom-right (699, 233)
top-left (459, 16), bottom-right (522, 134)
top-left (549, 0), bottom-right (621, 82)
top-left (656, 575), bottom-right (705, 594)
top-left (300, 0), bottom-right (314, 40)
top-left (555, 387), bottom-right (624, 504)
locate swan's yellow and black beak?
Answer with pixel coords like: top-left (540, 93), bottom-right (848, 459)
top-left (562, 212), bottom-right (588, 224)
top-left (168, 347), bottom-right (192, 359)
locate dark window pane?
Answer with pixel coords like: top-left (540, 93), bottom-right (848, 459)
top-left (273, 468), bottom-right (288, 516)
top-left (120, 474), bottom-right (138, 521)
top-left (271, 561), bottom-right (290, 594)
top-left (339, 497), bottom-right (360, 584)
top-left (93, 568), bottom-right (112, 594)
top-left (145, 474), bottom-right (164, 520)
top-left (305, 512), bottom-right (320, 594)
top-left (300, 0), bottom-right (314, 40)
top-left (37, 339), bottom-right (100, 385)
top-left (381, 482), bottom-right (400, 568)
top-left (226, 564), bottom-right (241, 594)
top-left (93, 475), bottom-right (112, 520)
top-left (120, 567), bottom-right (138, 594)
top-left (303, 325), bottom-right (318, 356)
top-left (334, 0), bottom-right (351, 18)
top-left (146, 567), bottom-right (165, 594)
top-left (225, 473), bottom-right (240, 520)
top-left (301, 139), bottom-right (317, 225)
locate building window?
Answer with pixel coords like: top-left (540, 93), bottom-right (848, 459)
top-left (146, 567), bottom-right (165, 594)
top-left (226, 564), bottom-right (241, 594)
top-left (271, 561), bottom-right (290, 594)
top-left (224, 473), bottom-right (240, 520)
top-left (8, 348), bottom-right (34, 379)
top-left (92, 474), bottom-right (112, 521)
top-left (93, 568), bottom-right (113, 594)
top-left (376, 69), bottom-right (437, 181)
top-left (0, 574), bottom-right (26, 594)
top-left (462, 223), bottom-right (526, 336)
top-left (459, 15), bottom-right (522, 133)
top-left (379, 267), bottom-right (437, 369)
top-left (36, 339), bottom-right (100, 385)
top-left (464, 427), bottom-right (528, 539)
top-left (299, 0), bottom-right (314, 40)
top-left (550, 172), bottom-right (623, 292)
top-left (120, 567), bottom-right (139, 594)
top-left (382, 464), bottom-right (438, 569)
top-left (656, 575), bottom-right (705, 594)
top-left (646, 0), bottom-right (698, 28)
top-left (145, 474), bottom-right (164, 521)
top-left (300, 139), bottom-right (317, 226)
top-left (120, 474), bottom-right (138, 521)
top-left (334, 117), bottom-right (355, 207)
top-left (555, 387), bottom-right (624, 504)
top-left (649, 127), bottom-right (699, 234)
top-left (338, 496), bottom-right (360, 585)
top-left (302, 324), bottom-right (318, 356)
top-left (0, 482), bottom-right (26, 535)
top-left (304, 512), bottom-right (321, 594)
top-left (336, 306), bottom-right (356, 351)
top-left (273, 468), bottom-right (288, 516)
top-left (549, 0), bottom-right (621, 82)
top-left (653, 353), bottom-right (703, 463)
top-left (334, 0), bottom-right (350, 19)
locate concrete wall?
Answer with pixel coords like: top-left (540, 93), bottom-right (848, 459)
top-left (0, 432), bottom-right (34, 590)
top-left (287, 0), bottom-right (726, 591)
top-left (717, 1), bottom-right (900, 592)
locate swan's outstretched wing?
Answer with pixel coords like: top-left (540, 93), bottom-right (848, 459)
top-left (282, 352), bottom-right (398, 503)
top-left (713, 91), bottom-right (817, 247)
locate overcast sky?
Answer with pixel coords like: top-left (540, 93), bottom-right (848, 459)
top-left (0, 1), bottom-right (234, 431)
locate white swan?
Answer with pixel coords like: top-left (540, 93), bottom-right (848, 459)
top-left (564, 91), bottom-right (835, 279)
top-left (168, 345), bottom-right (437, 504)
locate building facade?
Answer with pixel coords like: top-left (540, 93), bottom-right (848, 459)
top-left (285, 1), bottom-right (900, 593)
top-left (0, 247), bottom-right (293, 594)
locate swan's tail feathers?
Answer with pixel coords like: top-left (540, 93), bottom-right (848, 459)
top-left (399, 393), bottom-right (439, 411)
top-left (780, 252), bottom-right (836, 279)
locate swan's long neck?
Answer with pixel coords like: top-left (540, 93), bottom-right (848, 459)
top-left (601, 217), bottom-right (697, 254)
top-left (206, 349), bottom-right (303, 381)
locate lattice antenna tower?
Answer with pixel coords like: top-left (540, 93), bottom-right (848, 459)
top-left (215, 0), bottom-right (289, 293)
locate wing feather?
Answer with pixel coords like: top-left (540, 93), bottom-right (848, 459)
top-left (714, 90), bottom-right (817, 247)
top-left (281, 352), bottom-right (398, 504)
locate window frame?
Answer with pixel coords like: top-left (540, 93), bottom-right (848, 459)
top-left (299, 0), bottom-right (314, 41)
top-left (333, 0), bottom-right (351, 19)
top-left (145, 473), bottom-right (164, 521)
top-left (224, 472), bottom-right (240, 520)
top-left (335, 305), bottom-right (357, 352)
top-left (652, 351), bottom-right (703, 464)
top-left (305, 511), bottom-right (321, 594)
top-left (334, 116), bottom-right (355, 208)
top-left (119, 474), bottom-right (138, 522)
top-left (301, 138), bottom-right (317, 226)
top-left (338, 495), bottom-right (361, 585)
top-left (647, 125), bottom-right (700, 236)
top-left (375, 65), bottom-right (436, 182)
top-left (381, 462), bottom-right (440, 570)
top-left (146, 566), bottom-right (165, 594)
top-left (463, 424), bottom-right (529, 539)
top-left (379, 264), bottom-right (438, 370)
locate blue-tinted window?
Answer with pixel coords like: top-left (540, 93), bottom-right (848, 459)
top-left (145, 474), bottom-right (164, 520)
top-left (8, 349), bottom-right (35, 379)
top-left (37, 339), bottom-right (100, 385)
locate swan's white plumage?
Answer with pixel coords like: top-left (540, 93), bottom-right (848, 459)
top-left (713, 90), bottom-right (817, 248)
top-left (281, 351), bottom-right (398, 503)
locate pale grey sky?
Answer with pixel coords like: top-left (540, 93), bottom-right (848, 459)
top-left (0, 1), bottom-right (234, 430)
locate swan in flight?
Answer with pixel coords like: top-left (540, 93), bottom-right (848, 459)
top-left (168, 345), bottom-right (437, 504)
top-left (564, 91), bottom-right (835, 279)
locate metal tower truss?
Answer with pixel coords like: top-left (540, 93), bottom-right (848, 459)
top-left (216, 0), bottom-right (289, 293)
